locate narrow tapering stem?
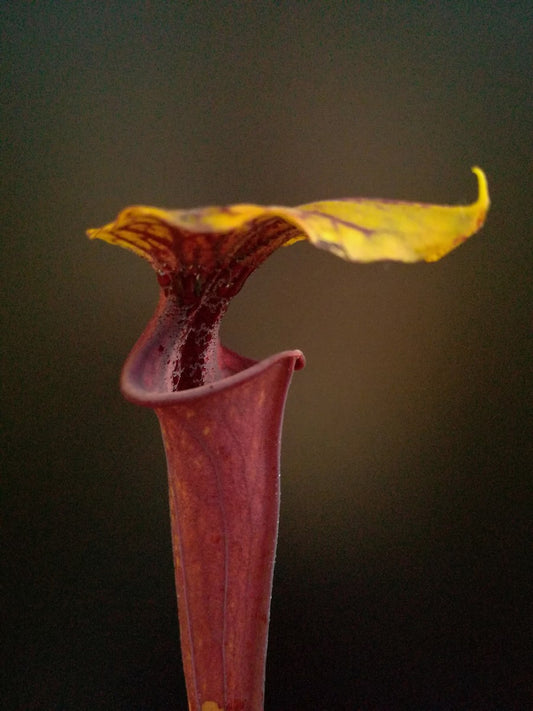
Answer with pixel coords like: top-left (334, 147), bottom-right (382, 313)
top-left (154, 349), bottom-right (303, 711)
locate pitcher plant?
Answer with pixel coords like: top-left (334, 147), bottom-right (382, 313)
top-left (88, 167), bottom-right (489, 711)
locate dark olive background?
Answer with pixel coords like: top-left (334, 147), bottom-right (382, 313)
top-left (2, 2), bottom-right (531, 709)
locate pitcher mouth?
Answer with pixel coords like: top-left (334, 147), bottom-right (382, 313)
top-left (89, 167), bottom-right (488, 408)
top-left (121, 345), bottom-right (305, 408)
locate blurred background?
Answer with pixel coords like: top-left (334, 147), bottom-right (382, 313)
top-left (2, 2), bottom-right (531, 709)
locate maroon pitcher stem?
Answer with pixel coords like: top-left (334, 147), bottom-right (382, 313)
top-left (154, 350), bottom-right (303, 711)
